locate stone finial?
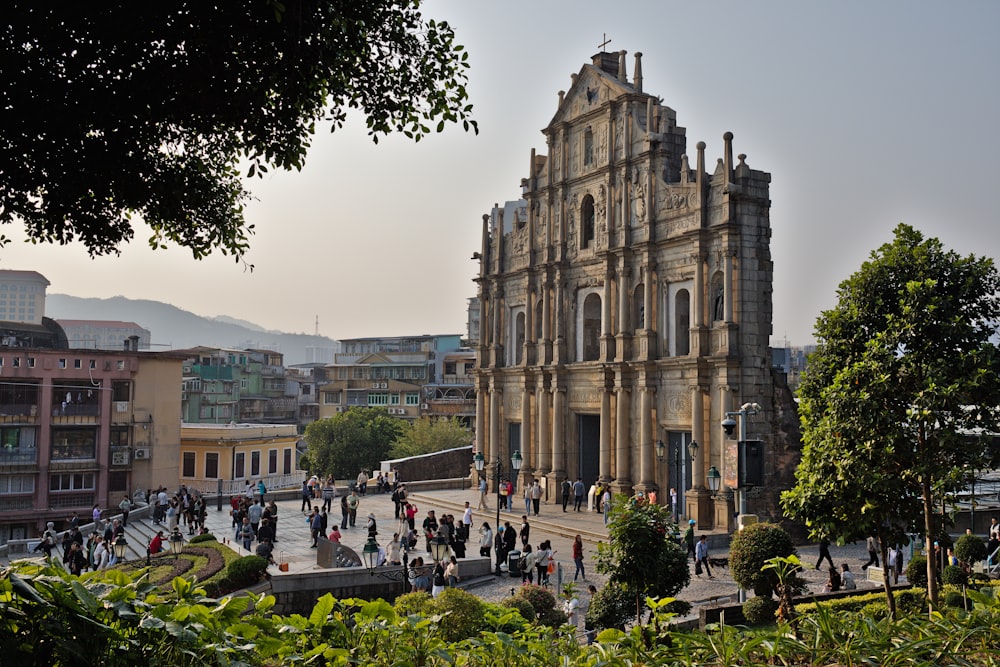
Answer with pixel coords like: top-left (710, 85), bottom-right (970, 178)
top-left (722, 132), bottom-right (734, 186)
top-left (618, 50), bottom-right (627, 82)
top-left (633, 52), bottom-right (643, 92)
top-left (558, 90), bottom-right (565, 107)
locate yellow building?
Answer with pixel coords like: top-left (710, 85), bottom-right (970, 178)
top-left (179, 423), bottom-right (301, 496)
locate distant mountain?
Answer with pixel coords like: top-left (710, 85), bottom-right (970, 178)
top-left (47, 294), bottom-right (338, 365)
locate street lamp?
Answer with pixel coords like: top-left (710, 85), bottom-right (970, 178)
top-left (429, 532), bottom-right (450, 564)
top-left (707, 466), bottom-right (722, 496)
top-left (474, 450), bottom-right (523, 552)
top-left (362, 535), bottom-right (411, 595)
top-left (654, 439), bottom-right (665, 461)
top-left (168, 528), bottom-right (185, 556)
top-left (721, 402), bottom-right (762, 517)
top-left (112, 535), bottom-right (128, 562)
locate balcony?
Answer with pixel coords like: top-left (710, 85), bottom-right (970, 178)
top-left (0, 495), bottom-right (34, 512)
top-left (0, 403), bottom-right (39, 419)
top-left (0, 448), bottom-right (37, 466)
top-left (49, 492), bottom-right (95, 510)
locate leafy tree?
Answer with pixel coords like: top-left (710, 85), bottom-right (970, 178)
top-left (595, 497), bottom-right (690, 624)
top-left (390, 416), bottom-right (471, 458)
top-left (782, 224), bottom-right (1000, 613)
top-left (954, 533), bottom-right (987, 571)
top-left (305, 408), bottom-right (403, 478)
top-left (0, 2), bottom-right (476, 260)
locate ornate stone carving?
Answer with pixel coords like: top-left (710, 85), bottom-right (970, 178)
top-left (662, 391), bottom-right (691, 418)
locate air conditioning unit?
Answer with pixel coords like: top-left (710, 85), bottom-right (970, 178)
top-left (111, 449), bottom-right (130, 466)
top-left (381, 383), bottom-right (388, 389)
top-left (133, 448), bottom-right (150, 460)
top-left (336, 406), bottom-right (345, 413)
top-left (421, 403), bottom-right (429, 410)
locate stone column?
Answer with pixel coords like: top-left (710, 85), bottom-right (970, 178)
top-left (723, 250), bottom-right (734, 323)
top-left (520, 385), bottom-right (531, 473)
top-left (551, 387), bottom-right (565, 474)
top-left (489, 387), bottom-right (501, 492)
top-left (599, 388), bottom-right (612, 482)
top-left (536, 384), bottom-right (550, 476)
top-left (524, 287), bottom-right (534, 365)
top-left (643, 265), bottom-right (653, 330)
top-left (601, 272), bottom-right (614, 361)
top-left (636, 387), bottom-right (654, 489)
top-left (475, 386), bottom-right (487, 455)
top-left (612, 386), bottom-right (632, 494)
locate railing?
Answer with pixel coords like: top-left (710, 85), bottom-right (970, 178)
top-left (0, 403), bottom-right (38, 416)
top-left (49, 492), bottom-right (96, 510)
top-left (0, 449), bottom-right (37, 465)
top-left (0, 495), bottom-right (34, 511)
top-left (187, 472), bottom-right (305, 498)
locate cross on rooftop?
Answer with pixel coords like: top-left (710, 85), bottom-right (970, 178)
top-left (598, 33), bottom-right (611, 51)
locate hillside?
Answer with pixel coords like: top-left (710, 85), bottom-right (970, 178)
top-left (46, 294), bottom-right (338, 365)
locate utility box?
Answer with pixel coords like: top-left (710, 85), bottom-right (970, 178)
top-left (739, 440), bottom-right (765, 487)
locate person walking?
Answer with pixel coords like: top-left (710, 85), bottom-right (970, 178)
top-left (309, 508), bottom-right (322, 548)
top-left (684, 519), bottom-right (696, 561)
top-left (519, 516), bottom-right (531, 549)
top-left (561, 478), bottom-right (572, 512)
top-left (118, 495), bottom-right (132, 527)
top-left (477, 476), bottom-right (489, 511)
top-left (462, 501), bottom-right (473, 533)
top-left (816, 538), bottom-right (835, 570)
top-left (572, 534), bottom-right (586, 581)
top-left (695, 535), bottom-right (714, 579)
top-left (573, 478), bottom-right (586, 512)
top-left (301, 479), bottom-right (313, 512)
top-left (505, 480), bottom-right (514, 511)
top-left (239, 516), bottom-right (254, 551)
top-left (494, 526), bottom-right (507, 575)
top-left (530, 480), bottom-right (543, 516)
top-left (346, 489), bottom-right (360, 528)
top-left (862, 533), bottom-right (879, 570)
top-left (479, 522), bottom-right (493, 558)
top-left (322, 479), bottom-right (336, 512)
top-left (523, 483), bottom-right (532, 515)
top-left (404, 501), bottom-right (418, 531)
top-left (535, 540), bottom-right (555, 586)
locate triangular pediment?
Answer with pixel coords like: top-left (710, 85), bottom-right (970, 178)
top-left (354, 353), bottom-right (394, 365)
top-left (547, 62), bottom-right (638, 128)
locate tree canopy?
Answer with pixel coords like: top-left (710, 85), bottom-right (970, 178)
top-left (595, 496), bottom-right (689, 624)
top-left (781, 224), bottom-right (1000, 611)
top-left (304, 408), bottom-right (404, 477)
top-left (390, 416), bottom-right (470, 459)
top-left (0, 2), bottom-right (476, 260)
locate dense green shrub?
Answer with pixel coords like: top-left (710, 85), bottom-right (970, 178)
top-left (906, 556), bottom-right (928, 587)
top-left (954, 534), bottom-right (987, 568)
top-left (483, 601), bottom-right (531, 634)
top-left (794, 587), bottom-right (926, 616)
top-left (499, 596), bottom-right (536, 622)
top-left (943, 565), bottom-right (968, 586)
top-left (188, 533), bottom-right (217, 544)
top-left (393, 592), bottom-right (434, 617)
top-left (859, 600), bottom-right (888, 619)
top-left (225, 555), bottom-right (269, 589)
top-left (742, 596), bottom-right (779, 626)
top-left (513, 584), bottom-right (558, 620)
top-left (585, 582), bottom-right (633, 632)
top-left (944, 591), bottom-right (966, 609)
top-left (663, 599), bottom-right (692, 617)
top-left (432, 588), bottom-right (486, 642)
top-left (728, 523), bottom-right (796, 597)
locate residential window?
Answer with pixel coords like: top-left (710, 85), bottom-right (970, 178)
top-left (0, 426), bottom-right (36, 455)
top-left (109, 471), bottom-right (128, 492)
top-left (51, 428), bottom-right (97, 459)
top-left (268, 449), bottom-right (277, 474)
top-left (58, 359), bottom-right (66, 369)
top-left (74, 359), bottom-right (82, 369)
top-left (205, 453), bottom-right (219, 479)
top-left (234, 452), bottom-right (245, 479)
top-left (50, 473), bottom-right (95, 491)
top-left (444, 362), bottom-right (457, 376)
top-left (405, 393), bottom-right (420, 406)
top-left (240, 378), bottom-right (248, 390)
top-left (301, 385), bottom-right (311, 396)
top-left (109, 427), bottom-right (129, 447)
top-left (283, 448), bottom-right (292, 475)
top-left (323, 391), bottom-right (341, 405)
top-left (251, 451), bottom-right (260, 476)
top-left (182, 452), bottom-right (195, 477)
top-left (0, 475), bottom-right (35, 494)
top-left (368, 393), bottom-right (388, 406)
top-left (390, 394), bottom-right (400, 405)
top-left (112, 381), bottom-right (130, 402)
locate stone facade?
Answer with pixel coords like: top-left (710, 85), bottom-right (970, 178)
top-left (473, 50), bottom-right (786, 531)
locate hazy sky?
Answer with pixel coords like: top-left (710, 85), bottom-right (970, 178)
top-left (6, 1), bottom-right (999, 346)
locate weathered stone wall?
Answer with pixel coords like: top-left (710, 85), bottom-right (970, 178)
top-left (386, 446), bottom-right (473, 483)
top-left (268, 556), bottom-right (494, 615)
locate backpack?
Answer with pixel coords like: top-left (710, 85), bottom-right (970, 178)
top-left (517, 554), bottom-right (529, 571)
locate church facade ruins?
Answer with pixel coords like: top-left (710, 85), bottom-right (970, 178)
top-left (473, 50), bottom-right (795, 531)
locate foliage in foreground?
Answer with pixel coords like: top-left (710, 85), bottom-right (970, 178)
top-left (6, 559), bottom-right (1000, 666)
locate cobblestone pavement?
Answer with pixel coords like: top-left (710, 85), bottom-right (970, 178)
top-left (200, 486), bottom-right (898, 613)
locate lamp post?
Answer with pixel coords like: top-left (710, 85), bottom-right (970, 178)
top-left (474, 450), bottom-right (523, 551)
top-left (113, 535), bottom-right (128, 563)
top-left (722, 402), bottom-right (761, 518)
top-left (707, 466), bottom-right (722, 496)
top-left (169, 528), bottom-right (185, 556)
top-left (362, 536), bottom-right (411, 596)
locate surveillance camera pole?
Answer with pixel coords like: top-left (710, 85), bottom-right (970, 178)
top-left (723, 402), bottom-right (761, 604)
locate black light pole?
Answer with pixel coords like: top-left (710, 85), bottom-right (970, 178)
top-left (474, 451), bottom-right (522, 555)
